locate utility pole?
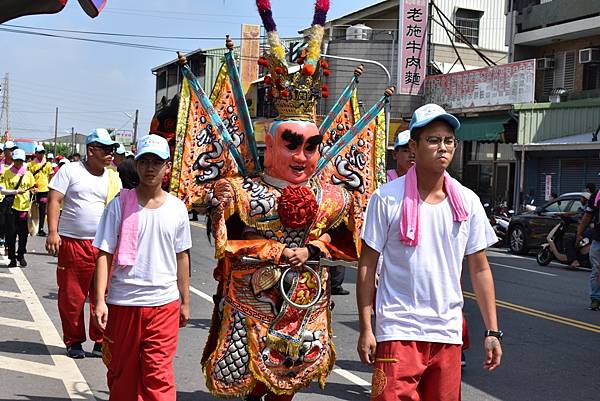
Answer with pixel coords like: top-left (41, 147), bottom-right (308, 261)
top-left (53, 107), bottom-right (58, 155)
top-left (71, 127), bottom-right (75, 155)
top-left (0, 73), bottom-right (9, 137)
top-left (133, 109), bottom-right (139, 144)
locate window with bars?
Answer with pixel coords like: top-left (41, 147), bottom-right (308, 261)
top-left (455, 8), bottom-right (483, 46)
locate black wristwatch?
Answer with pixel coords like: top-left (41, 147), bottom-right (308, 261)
top-left (484, 330), bottom-right (504, 342)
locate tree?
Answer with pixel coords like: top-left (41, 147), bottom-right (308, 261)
top-left (42, 143), bottom-right (71, 158)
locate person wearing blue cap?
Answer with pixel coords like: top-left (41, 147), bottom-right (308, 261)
top-left (387, 129), bottom-right (415, 182)
top-left (93, 134), bottom-right (191, 401)
top-left (357, 104), bottom-right (502, 401)
top-left (46, 128), bottom-right (122, 359)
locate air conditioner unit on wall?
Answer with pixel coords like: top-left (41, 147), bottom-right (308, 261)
top-left (579, 48), bottom-right (600, 64)
top-left (536, 58), bottom-right (554, 70)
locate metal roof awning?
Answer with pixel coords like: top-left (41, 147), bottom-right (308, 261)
top-left (457, 115), bottom-right (510, 142)
top-left (514, 132), bottom-right (600, 151)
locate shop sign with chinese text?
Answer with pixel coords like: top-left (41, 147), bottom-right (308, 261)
top-left (397, 0), bottom-right (429, 95)
top-left (424, 60), bottom-right (536, 110)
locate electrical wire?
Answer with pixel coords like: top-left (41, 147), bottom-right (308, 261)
top-left (0, 26), bottom-right (192, 53)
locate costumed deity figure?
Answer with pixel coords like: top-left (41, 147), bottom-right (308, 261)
top-left (169, 1), bottom-right (392, 399)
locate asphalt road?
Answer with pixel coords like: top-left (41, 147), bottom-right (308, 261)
top-left (1, 222), bottom-right (599, 401)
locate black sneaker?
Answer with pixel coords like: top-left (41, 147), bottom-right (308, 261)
top-left (589, 299), bottom-right (600, 311)
top-left (18, 257), bottom-right (27, 267)
top-left (66, 343), bottom-right (85, 359)
top-left (91, 342), bottom-right (103, 358)
top-left (7, 259), bottom-right (17, 268)
top-left (461, 351), bottom-right (467, 368)
top-left (331, 287), bottom-right (350, 296)
top-left (37, 230), bottom-right (47, 237)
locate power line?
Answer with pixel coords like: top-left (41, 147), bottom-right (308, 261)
top-left (2, 23), bottom-right (304, 42)
top-left (0, 26), bottom-right (192, 53)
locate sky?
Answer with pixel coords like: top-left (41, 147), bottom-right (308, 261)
top-left (0, 0), bottom-right (382, 141)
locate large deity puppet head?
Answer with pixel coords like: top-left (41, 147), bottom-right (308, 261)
top-left (264, 120), bottom-right (323, 184)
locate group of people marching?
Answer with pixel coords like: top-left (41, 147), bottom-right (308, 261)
top-left (1, 104), bottom-right (504, 401)
top-left (0, 141), bottom-right (64, 267)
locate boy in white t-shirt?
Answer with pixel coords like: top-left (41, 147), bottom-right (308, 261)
top-left (357, 104), bottom-right (502, 401)
top-left (93, 134), bottom-right (191, 401)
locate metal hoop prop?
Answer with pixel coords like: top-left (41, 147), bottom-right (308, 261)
top-left (279, 266), bottom-right (323, 310)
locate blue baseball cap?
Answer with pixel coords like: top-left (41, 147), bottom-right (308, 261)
top-left (409, 104), bottom-right (460, 132)
top-left (135, 135), bottom-right (170, 160)
top-left (86, 128), bottom-right (118, 146)
top-left (394, 130), bottom-right (411, 149)
top-left (3, 140), bottom-right (17, 150)
top-left (115, 143), bottom-right (126, 155)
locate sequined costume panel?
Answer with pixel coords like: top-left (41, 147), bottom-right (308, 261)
top-left (202, 175), bottom-right (358, 397)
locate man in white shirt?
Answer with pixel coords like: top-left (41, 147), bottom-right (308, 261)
top-left (357, 104), bottom-right (502, 401)
top-left (46, 128), bottom-right (121, 359)
top-left (93, 134), bottom-right (191, 401)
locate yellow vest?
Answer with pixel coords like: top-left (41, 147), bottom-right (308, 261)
top-left (2, 169), bottom-right (35, 212)
top-left (106, 168), bottom-right (121, 205)
top-left (27, 159), bottom-right (53, 192)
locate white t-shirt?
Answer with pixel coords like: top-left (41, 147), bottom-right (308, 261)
top-left (361, 176), bottom-right (497, 345)
top-left (49, 161), bottom-right (121, 239)
top-left (93, 193), bottom-right (192, 307)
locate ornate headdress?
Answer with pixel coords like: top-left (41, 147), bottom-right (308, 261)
top-left (171, 0), bottom-right (394, 208)
top-left (256, 0), bottom-right (331, 122)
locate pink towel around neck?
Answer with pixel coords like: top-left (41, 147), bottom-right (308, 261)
top-left (10, 165), bottom-right (26, 176)
top-left (594, 191), bottom-right (600, 208)
top-left (399, 166), bottom-right (469, 247)
top-left (117, 188), bottom-right (140, 266)
top-left (386, 169), bottom-right (399, 182)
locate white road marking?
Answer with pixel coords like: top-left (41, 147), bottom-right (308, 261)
top-left (2, 267), bottom-right (94, 400)
top-left (188, 284), bottom-right (372, 389)
top-left (490, 262), bottom-right (557, 277)
top-left (0, 316), bottom-right (39, 330)
top-left (487, 250), bottom-right (570, 269)
top-left (189, 285), bottom-right (215, 304)
top-left (332, 368), bottom-right (370, 388)
top-left (0, 289), bottom-right (26, 299)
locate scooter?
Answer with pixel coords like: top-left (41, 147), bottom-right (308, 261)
top-left (536, 215), bottom-right (591, 268)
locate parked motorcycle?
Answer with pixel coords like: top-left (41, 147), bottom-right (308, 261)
top-left (536, 215), bottom-right (591, 268)
top-left (484, 202), bottom-right (513, 247)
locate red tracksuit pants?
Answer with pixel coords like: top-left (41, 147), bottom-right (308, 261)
top-left (371, 340), bottom-right (462, 401)
top-left (57, 236), bottom-right (103, 347)
top-left (103, 300), bottom-right (180, 401)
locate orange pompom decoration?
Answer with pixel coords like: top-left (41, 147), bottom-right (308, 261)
top-left (323, 69), bottom-right (331, 76)
top-left (277, 186), bottom-right (318, 229)
top-left (322, 84), bottom-right (329, 91)
top-left (322, 91), bottom-right (329, 98)
top-left (258, 57), bottom-right (269, 66)
top-left (320, 60), bottom-right (329, 68)
top-left (302, 64), bottom-right (316, 76)
top-left (297, 57), bottom-right (305, 65)
top-left (281, 89), bottom-right (290, 98)
top-left (264, 75), bottom-right (273, 85)
top-left (275, 66), bottom-right (284, 75)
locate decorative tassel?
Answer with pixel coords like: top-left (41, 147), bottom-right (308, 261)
top-left (312, 0), bottom-right (330, 26)
top-left (256, 0), bottom-right (276, 32)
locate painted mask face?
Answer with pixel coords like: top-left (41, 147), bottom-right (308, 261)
top-left (264, 121), bottom-right (323, 184)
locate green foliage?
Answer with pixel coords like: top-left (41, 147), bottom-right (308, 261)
top-left (42, 143), bottom-right (71, 158)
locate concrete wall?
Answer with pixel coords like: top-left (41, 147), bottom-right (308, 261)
top-left (516, 0), bottom-right (600, 31)
top-left (515, 34), bottom-right (600, 101)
